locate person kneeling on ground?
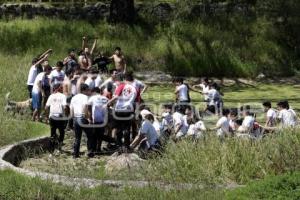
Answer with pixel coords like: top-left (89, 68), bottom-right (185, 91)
top-left (130, 114), bottom-right (160, 156)
top-left (45, 83), bottom-right (67, 151)
top-left (236, 105), bottom-right (261, 139)
top-left (172, 105), bottom-right (188, 140)
top-left (277, 100), bottom-right (298, 128)
top-left (210, 108), bottom-right (231, 139)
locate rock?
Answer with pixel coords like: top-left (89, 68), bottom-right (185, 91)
top-left (237, 78), bottom-right (257, 86)
top-left (222, 78), bottom-right (236, 86)
top-left (105, 153), bottom-right (144, 174)
top-left (151, 3), bottom-right (173, 21)
top-left (256, 73), bottom-right (265, 80)
top-left (109, 0), bottom-right (135, 23)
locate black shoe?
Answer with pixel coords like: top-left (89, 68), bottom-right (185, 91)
top-left (72, 153), bottom-right (80, 159)
top-left (87, 152), bottom-right (95, 158)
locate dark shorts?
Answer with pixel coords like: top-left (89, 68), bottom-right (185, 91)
top-left (111, 111), bottom-right (135, 129)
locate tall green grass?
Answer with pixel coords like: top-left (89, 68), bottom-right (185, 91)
top-left (138, 129), bottom-right (300, 185)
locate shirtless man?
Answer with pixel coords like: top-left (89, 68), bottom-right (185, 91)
top-left (79, 37), bottom-right (97, 71)
top-left (109, 47), bottom-right (126, 74)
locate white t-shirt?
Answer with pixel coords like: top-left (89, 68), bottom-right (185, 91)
top-left (267, 108), bottom-right (277, 126)
top-left (278, 109), bottom-right (297, 128)
top-left (87, 95), bottom-right (108, 123)
top-left (71, 78), bottom-right (78, 96)
top-left (229, 119), bottom-right (237, 131)
top-left (187, 121), bottom-right (206, 136)
top-left (176, 84), bottom-right (189, 102)
top-left (27, 65), bottom-right (38, 86)
top-left (199, 83), bottom-right (210, 101)
top-left (208, 89), bottom-right (221, 106)
top-left (242, 116), bottom-right (255, 130)
top-left (70, 93), bottom-right (89, 117)
top-left (85, 77), bottom-right (95, 90)
top-left (32, 72), bottom-right (45, 94)
top-left (173, 112), bottom-right (188, 134)
top-left (216, 116), bottom-right (230, 136)
top-left (161, 112), bottom-right (173, 131)
top-left (46, 93), bottom-right (67, 117)
top-left (140, 120), bottom-right (159, 146)
top-left (95, 75), bottom-right (102, 88)
top-left (49, 70), bottom-right (65, 86)
top-left (115, 84), bottom-right (137, 112)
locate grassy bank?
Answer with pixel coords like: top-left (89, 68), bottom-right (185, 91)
top-left (1, 169), bottom-right (299, 200)
top-left (0, 16), bottom-right (296, 77)
top-left (0, 169), bottom-right (222, 200)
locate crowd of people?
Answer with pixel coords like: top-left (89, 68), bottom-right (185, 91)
top-left (25, 38), bottom-right (299, 158)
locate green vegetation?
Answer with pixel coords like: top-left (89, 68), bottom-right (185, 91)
top-left (0, 9), bottom-right (300, 198)
top-left (0, 170), bottom-right (222, 200)
top-left (226, 172), bottom-right (300, 200)
top-left (0, 15), bottom-right (299, 78)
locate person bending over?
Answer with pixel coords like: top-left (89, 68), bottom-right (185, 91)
top-left (87, 87), bottom-right (116, 153)
top-left (107, 72), bottom-right (137, 151)
top-left (130, 114), bottom-right (160, 156)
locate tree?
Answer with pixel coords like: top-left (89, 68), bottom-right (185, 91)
top-left (109, 0), bottom-right (135, 24)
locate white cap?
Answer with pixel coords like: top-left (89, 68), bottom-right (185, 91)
top-left (140, 109), bottom-right (152, 120)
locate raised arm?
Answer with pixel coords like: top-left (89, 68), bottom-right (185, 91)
top-left (141, 84), bottom-right (148, 94)
top-left (90, 39), bottom-right (97, 55)
top-left (82, 36), bottom-right (87, 50)
top-left (35, 54), bottom-right (49, 66)
top-left (38, 49), bottom-right (52, 60)
top-left (189, 85), bottom-right (202, 93)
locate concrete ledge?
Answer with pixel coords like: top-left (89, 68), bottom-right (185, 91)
top-left (0, 136), bottom-right (244, 190)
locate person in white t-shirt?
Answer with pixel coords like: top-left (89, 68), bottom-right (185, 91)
top-left (70, 83), bottom-right (93, 158)
top-left (210, 109), bottom-right (230, 138)
top-left (160, 104), bottom-right (173, 138)
top-left (173, 105), bottom-right (188, 140)
top-left (237, 105), bottom-right (255, 135)
top-left (205, 83), bottom-right (223, 115)
top-left (49, 61), bottom-right (65, 89)
top-left (26, 54), bottom-right (49, 98)
top-left (31, 65), bottom-right (52, 122)
top-left (107, 72), bottom-right (137, 150)
top-left (174, 78), bottom-right (190, 103)
top-left (262, 101), bottom-right (277, 127)
top-left (87, 88), bottom-right (116, 152)
top-left (229, 109), bottom-right (239, 133)
top-left (85, 70), bottom-right (99, 90)
top-left (187, 117), bottom-right (206, 139)
top-left (130, 114), bottom-right (160, 154)
top-left (277, 101), bottom-right (298, 128)
top-left (132, 78), bottom-right (148, 104)
top-left (192, 78), bottom-right (210, 103)
top-left (45, 84), bottom-right (67, 151)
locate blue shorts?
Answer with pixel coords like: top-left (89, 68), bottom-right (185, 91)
top-left (32, 92), bottom-right (42, 110)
